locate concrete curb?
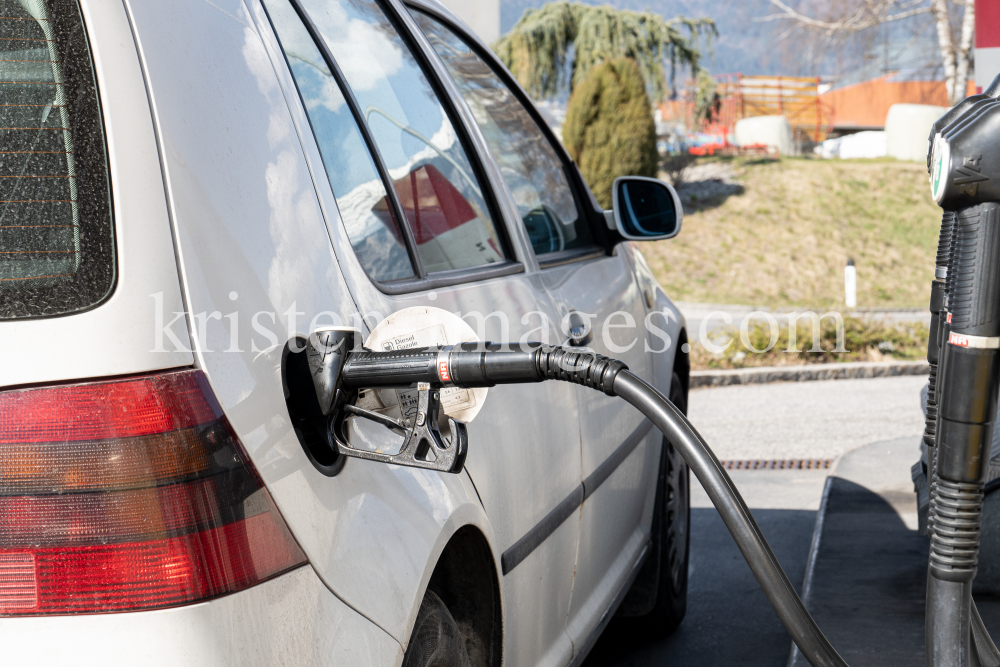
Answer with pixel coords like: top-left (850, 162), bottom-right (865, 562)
top-left (690, 360), bottom-right (929, 388)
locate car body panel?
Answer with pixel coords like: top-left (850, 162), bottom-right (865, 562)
top-left (123, 0), bottom-right (496, 647)
top-left (622, 240), bottom-right (687, 385)
top-left (541, 251), bottom-right (662, 651)
top-left (249, 2), bottom-right (587, 662)
top-left (0, 0), bottom-right (192, 391)
top-left (0, 566), bottom-right (403, 666)
top-left (564, 242), bottom-right (685, 651)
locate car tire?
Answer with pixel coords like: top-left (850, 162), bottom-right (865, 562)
top-left (638, 371), bottom-right (691, 636)
top-left (402, 590), bottom-right (473, 667)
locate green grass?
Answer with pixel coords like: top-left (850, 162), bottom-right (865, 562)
top-left (645, 157), bottom-right (941, 309)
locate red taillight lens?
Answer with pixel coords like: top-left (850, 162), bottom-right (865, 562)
top-left (0, 370), bottom-right (306, 615)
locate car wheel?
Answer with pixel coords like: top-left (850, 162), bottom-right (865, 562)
top-left (402, 590), bottom-right (473, 667)
top-left (638, 371), bottom-right (691, 636)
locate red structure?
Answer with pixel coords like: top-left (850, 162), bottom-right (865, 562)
top-left (977, 0), bottom-right (1000, 92)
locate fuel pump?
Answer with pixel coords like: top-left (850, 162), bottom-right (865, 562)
top-left (282, 86), bottom-right (1000, 667)
top-left (923, 75), bottom-right (1000, 666)
top-left (921, 73), bottom-right (1000, 469)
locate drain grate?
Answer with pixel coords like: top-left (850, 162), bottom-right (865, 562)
top-left (721, 459), bottom-right (832, 470)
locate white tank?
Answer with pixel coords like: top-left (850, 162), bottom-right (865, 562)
top-left (734, 115), bottom-right (794, 156)
top-left (885, 103), bottom-right (949, 162)
top-left (839, 131), bottom-right (887, 159)
top-left (814, 131), bottom-right (887, 159)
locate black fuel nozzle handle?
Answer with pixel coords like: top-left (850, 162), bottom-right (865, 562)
top-left (340, 342), bottom-right (628, 395)
top-left (331, 381), bottom-right (469, 474)
top-left (931, 97), bottom-right (1000, 211)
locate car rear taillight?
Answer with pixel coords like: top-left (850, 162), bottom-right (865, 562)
top-left (0, 369), bottom-right (306, 615)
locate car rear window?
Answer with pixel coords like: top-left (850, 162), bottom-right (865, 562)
top-left (0, 0), bottom-right (114, 319)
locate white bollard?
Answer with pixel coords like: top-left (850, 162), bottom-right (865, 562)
top-left (845, 259), bottom-right (857, 309)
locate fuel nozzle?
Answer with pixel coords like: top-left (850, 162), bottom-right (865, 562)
top-left (300, 339), bottom-right (628, 474)
top-left (304, 328), bottom-right (354, 417)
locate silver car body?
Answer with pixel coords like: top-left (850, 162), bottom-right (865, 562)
top-left (0, 0), bottom-right (687, 664)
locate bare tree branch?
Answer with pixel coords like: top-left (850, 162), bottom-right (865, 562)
top-left (757, 0), bottom-right (931, 31)
top-left (759, 0), bottom-right (974, 105)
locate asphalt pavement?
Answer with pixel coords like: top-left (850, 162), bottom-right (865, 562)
top-left (582, 375), bottom-right (930, 667)
top-left (687, 375), bottom-right (927, 461)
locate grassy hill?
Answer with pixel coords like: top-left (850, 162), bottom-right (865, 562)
top-left (644, 157), bottom-right (942, 309)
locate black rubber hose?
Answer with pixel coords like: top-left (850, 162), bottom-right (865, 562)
top-left (611, 370), bottom-right (850, 667)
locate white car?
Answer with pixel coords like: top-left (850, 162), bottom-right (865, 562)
top-left (0, 0), bottom-right (691, 665)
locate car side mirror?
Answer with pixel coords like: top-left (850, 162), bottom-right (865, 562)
top-left (605, 176), bottom-right (683, 241)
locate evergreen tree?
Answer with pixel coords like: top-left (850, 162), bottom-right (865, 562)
top-left (562, 58), bottom-right (658, 208)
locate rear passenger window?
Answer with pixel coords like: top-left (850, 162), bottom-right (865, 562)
top-left (0, 0), bottom-right (114, 319)
top-left (410, 11), bottom-right (594, 257)
top-left (266, 0), bottom-right (505, 278)
top-left (263, 0), bottom-right (413, 282)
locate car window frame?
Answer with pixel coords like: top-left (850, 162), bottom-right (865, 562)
top-left (403, 0), bottom-right (617, 269)
top-left (268, 0), bottom-right (527, 295)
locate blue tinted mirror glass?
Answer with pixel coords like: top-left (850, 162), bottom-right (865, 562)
top-left (617, 179), bottom-right (678, 238)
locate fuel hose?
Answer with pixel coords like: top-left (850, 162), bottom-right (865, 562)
top-left (612, 370), bottom-right (849, 666)
top-left (339, 343), bottom-right (851, 666)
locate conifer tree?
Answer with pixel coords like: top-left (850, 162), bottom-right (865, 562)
top-left (562, 58), bottom-right (658, 208)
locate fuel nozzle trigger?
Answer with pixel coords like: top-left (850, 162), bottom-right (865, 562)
top-left (331, 382), bottom-right (468, 474)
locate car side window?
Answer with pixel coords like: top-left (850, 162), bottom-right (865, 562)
top-left (264, 0), bottom-right (414, 282)
top-left (410, 10), bottom-right (594, 257)
top-left (293, 0), bottom-right (505, 275)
